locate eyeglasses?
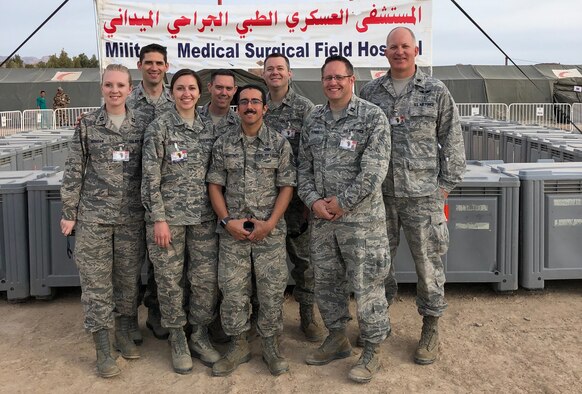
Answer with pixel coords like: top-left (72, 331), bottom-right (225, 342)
top-left (322, 75), bottom-right (353, 82)
top-left (238, 98), bottom-right (263, 106)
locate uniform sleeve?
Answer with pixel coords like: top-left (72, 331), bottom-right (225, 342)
top-left (141, 120), bottom-right (167, 222)
top-left (336, 108), bottom-right (391, 211)
top-left (436, 90), bottom-right (466, 192)
top-left (60, 119), bottom-right (88, 221)
top-left (206, 137), bottom-right (227, 186)
top-left (276, 138), bottom-right (297, 187)
top-left (297, 116), bottom-right (322, 209)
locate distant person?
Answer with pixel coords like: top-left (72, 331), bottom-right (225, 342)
top-left (359, 26), bottom-right (466, 365)
top-left (60, 64), bottom-right (149, 378)
top-left (53, 86), bottom-right (70, 127)
top-left (36, 90), bottom-right (48, 129)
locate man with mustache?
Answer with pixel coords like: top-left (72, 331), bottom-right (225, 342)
top-left (207, 85), bottom-right (296, 377)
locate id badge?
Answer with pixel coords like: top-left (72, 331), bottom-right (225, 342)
top-left (339, 138), bottom-right (357, 151)
top-left (389, 115), bottom-right (405, 126)
top-left (281, 128), bottom-right (296, 139)
top-left (171, 150), bottom-right (188, 163)
top-left (112, 150), bottom-right (129, 161)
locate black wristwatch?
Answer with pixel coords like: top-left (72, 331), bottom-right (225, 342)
top-left (220, 216), bottom-right (232, 228)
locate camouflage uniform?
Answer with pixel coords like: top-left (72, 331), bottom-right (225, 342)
top-left (298, 96), bottom-right (392, 344)
top-left (206, 124), bottom-right (296, 338)
top-left (127, 83), bottom-right (174, 314)
top-left (60, 106), bottom-right (148, 332)
top-left (141, 108), bottom-right (219, 329)
top-left (198, 102), bottom-right (240, 137)
top-left (263, 87), bottom-right (315, 306)
top-left (53, 90), bottom-right (71, 127)
top-left (360, 67), bottom-right (466, 317)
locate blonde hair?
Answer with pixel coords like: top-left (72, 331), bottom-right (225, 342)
top-left (102, 64), bottom-right (133, 86)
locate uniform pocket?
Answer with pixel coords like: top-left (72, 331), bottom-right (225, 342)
top-left (430, 212), bottom-right (449, 256)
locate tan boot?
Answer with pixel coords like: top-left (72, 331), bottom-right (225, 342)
top-left (169, 328), bottom-right (193, 374)
top-left (92, 329), bottom-right (120, 378)
top-left (189, 325), bottom-right (221, 367)
top-left (212, 334), bottom-right (251, 377)
top-left (299, 304), bottom-right (326, 342)
top-left (348, 341), bottom-right (381, 383)
top-left (262, 335), bottom-right (289, 376)
top-left (305, 329), bottom-right (352, 365)
top-left (114, 315), bottom-right (140, 359)
top-left (414, 316), bottom-right (439, 365)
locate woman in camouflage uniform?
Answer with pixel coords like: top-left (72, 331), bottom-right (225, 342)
top-left (141, 69), bottom-right (221, 374)
top-left (60, 64), bottom-right (148, 378)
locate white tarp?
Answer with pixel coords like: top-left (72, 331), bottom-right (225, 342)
top-left (94, 0), bottom-right (432, 70)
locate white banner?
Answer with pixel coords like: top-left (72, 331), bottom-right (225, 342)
top-left (95, 0), bottom-right (432, 70)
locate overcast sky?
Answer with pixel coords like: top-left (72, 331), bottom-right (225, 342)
top-left (1, 0), bottom-right (580, 66)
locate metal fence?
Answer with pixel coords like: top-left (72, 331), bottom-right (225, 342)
top-left (0, 111), bottom-right (23, 136)
top-left (456, 103), bottom-right (509, 120)
top-left (54, 107), bottom-right (99, 128)
top-left (22, 109), bottom-right (56, 132)
top-left (573, 103), bottom-right (582, 132)
top-left (508, 103), bottom-right (573, 131)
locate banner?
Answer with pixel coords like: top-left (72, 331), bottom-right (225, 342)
top-left (95, 0), bottom-right (432, 70)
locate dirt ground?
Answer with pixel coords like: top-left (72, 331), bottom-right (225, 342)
top-left (1, 281), bottom-right (581, 394)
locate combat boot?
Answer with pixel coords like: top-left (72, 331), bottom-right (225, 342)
top-left (128, 314), bottom-right (143, 345)
top-left (114, 315), bottom-right (140, 359)
top-left (414, 316), bottom-right (439, 365)
top-left (189, 325), bottom-right (221, 367)
top-left (146, 308), bottom-right (169, 340)
top-left (92, 329), bottom-right (120, 378)
top-left (305, 329), bottom-right (352, 365)
top-left (299, 304), bottom-right (325, 342)
top-left (262, 335), bottom-right (289, 376)
top-left (348, 341), bottom-right (381, 383)
top-left (168, 328), bottom-right (193, 374)
top-left (212, 334), bottom-right (251, 377)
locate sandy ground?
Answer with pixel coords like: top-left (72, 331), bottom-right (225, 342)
top-left (1, 281), bottom-right (582, 394)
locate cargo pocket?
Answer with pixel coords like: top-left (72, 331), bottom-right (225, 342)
top-left (431, 212), bottom-right (449, 256)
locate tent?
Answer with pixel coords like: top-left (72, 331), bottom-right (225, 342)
top-left (1, 64), bottom-right (582, 112)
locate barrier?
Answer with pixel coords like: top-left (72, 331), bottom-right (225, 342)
top-left (22, 109), bottom-right (55, 132)
top-left (54, 107), bottom-right (99, 128)
top-left (573, 103), bottom-right (582, 132)
top-left (0, 111), bottom-right (23, 136)
top-left (509, 103), bottom-right (573, 131)
top-left (456, 103), bottom-right (509, 120)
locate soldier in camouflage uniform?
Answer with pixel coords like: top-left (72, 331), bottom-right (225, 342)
top-left (198, 69), bottom-right (240, 344)
top-left (60, 65), bottom-right (148, 378)
top-left (198, 69), bottom-right (240, 135)
top-left (262, 53), bottom-right (324, 342)
top-left (359, 27), bottom-right (466, 366)
top-left (53, 87), bottom-right (70, 127)
top-left (142, 69), bottom-right (222, 374)
top-left (298, 55), bottom-right (391, 384)
top-left (207, 85), bottom-right (295, 377)
top-left (127, 44), bottom-right (174, 342)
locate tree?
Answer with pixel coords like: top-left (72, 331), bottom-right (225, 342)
top-left (3, 54), bottom-right (24, 68)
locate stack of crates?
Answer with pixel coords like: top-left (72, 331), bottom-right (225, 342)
top-left (493, 162), bottom-right (582, 289)
top-left (394, 161), bottom-right (520, 291)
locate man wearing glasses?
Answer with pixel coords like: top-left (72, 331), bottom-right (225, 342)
top-left (207, 85), bottom-right (296, 377)
top-left (298, 55), bottom-right (392, 383)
